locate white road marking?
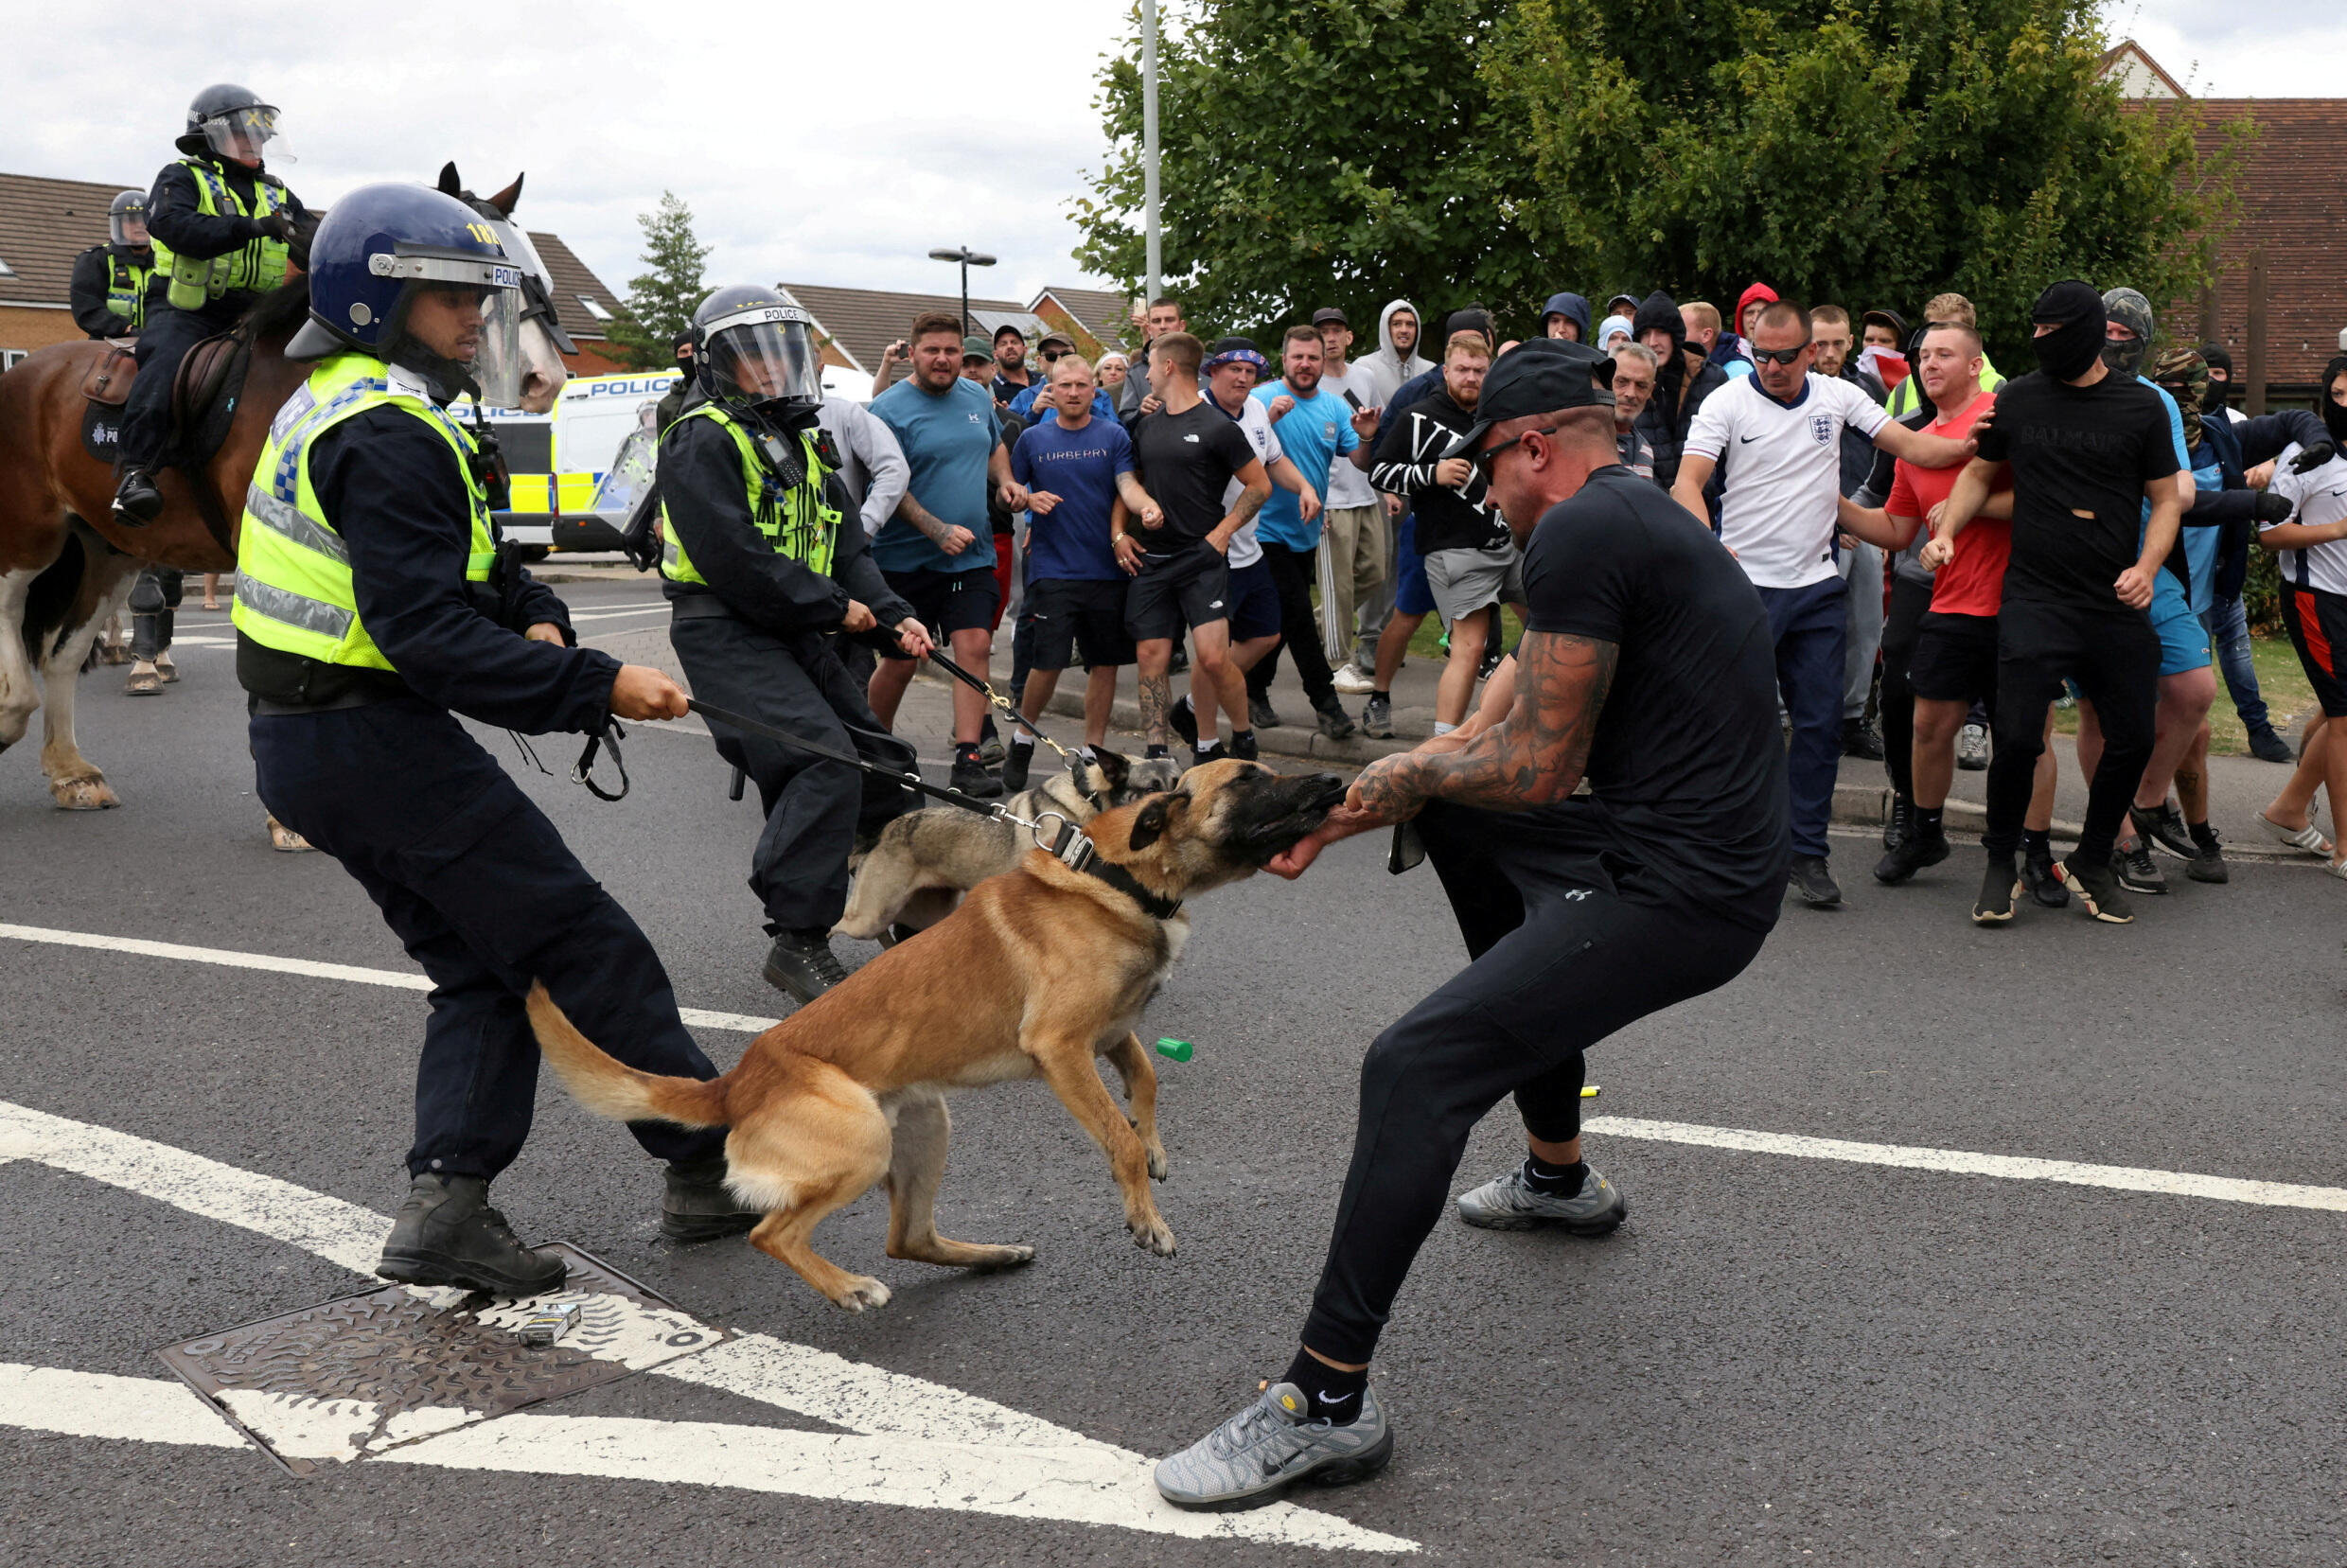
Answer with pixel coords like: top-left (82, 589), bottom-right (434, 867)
top-left (0, 1097), bottom-right (1411, 1552)
top-left (0, 924), bottom-right (779, 1034)
top-left (1584, 1116), bottom-right (2347, 1212)
top-left (563, 604), bottom-right (673, 623)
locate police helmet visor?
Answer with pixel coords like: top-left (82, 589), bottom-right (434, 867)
top-left (200, 103), bottom-right (290, 165)
top-left (110, 199), bottom-right (150, 248)
top-left (379, 250), bottom-right (526, 405)
top-left (705, 310), bottom-right (823, 409)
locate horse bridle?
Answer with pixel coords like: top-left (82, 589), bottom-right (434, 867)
top-left (459, 194), bottom-right (576, 357)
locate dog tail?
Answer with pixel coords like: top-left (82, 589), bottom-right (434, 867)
top-left (525, 982), bottom-right (730, 1129)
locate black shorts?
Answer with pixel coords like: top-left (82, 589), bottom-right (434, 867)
top-left (2282, 584), bottom-right (2347, 717)
top-left (1908, 611), bottom-right (2000, 705)
top-left (875, 567), bottom-right (999, 660)
top-left (1226, 557), bottom-right (1281, 642)
top-left (1125, 545), bottom-right (1229, 643)
top-left (1026, 577), bottom-right (1136, 671)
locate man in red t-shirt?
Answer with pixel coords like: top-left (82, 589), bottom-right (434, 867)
top-left (1842, 323), bottom-right (2063, 897)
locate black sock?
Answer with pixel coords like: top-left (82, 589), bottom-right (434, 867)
top-left (1230, 727), bottom-right (1253, 745)
top-left (1915, 805), bottom-right (1944, 837)
top-left (2022, 828), bottom-right (2051, 857)
top-left (1522, 1154), bottom-right (1587, 1196)
top-left (1279, 1348), bottom-right (1368, 1426)
top-left (955, 742), bottom-right (981, 763)
top-left (1371, 688), bottom-right (1389, 700)
top-left (1145, 743), bottom-right (1169, 760)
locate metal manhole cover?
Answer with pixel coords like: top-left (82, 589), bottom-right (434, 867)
top-left (155, 1242), bottom-right (732, 1474)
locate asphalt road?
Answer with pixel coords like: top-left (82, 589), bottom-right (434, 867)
top-left (5, 578), bottom-right (2345, 1566)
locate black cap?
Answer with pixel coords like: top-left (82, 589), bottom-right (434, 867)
top-left (1861, 308), bottom-right (1907, 338)
top-left (993, 323), bottom-right (1027, 344)
top-left (1443, 339), bottom-right (1615, 459)
top-left (1311, 307), bottom-right (1349, 327)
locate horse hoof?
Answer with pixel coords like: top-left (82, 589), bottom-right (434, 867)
top-left (52, 777), bottom-right (119, 810)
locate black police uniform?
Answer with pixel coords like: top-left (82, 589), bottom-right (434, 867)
top-left (118, 154), bottom-right (307, 478)
top-left (69, 243), bottom-right (152, 339)
top-left (660, 393), bottom-right (921, 941)
top-left (245, 380), bottom-right (730, 1186)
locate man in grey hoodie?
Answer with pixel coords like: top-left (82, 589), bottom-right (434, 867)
top-left (1338, 300), bottom-right (1438, 685)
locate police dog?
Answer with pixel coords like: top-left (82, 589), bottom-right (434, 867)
top-left (528, 760), bottom-right (1345, 1311)
top-left (835, 748), bottom-right (1181, 943)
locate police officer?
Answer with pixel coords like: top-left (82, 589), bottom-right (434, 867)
top-left (70, 191), bottom-right (153, 340)
top-left (238, 185), bottom-right (754, 1295)
top-left (114, 84), bottom-right (307, 526)
top-left (659, 287), bottom-right (932, 1001)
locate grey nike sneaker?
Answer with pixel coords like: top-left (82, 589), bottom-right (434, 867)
top-left (1455, 1163), bottom-right (1627, 1233)
top-left (1155, 1381), bottom-right (1394, 1510)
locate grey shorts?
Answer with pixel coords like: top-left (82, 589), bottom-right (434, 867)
top-left (1422, 542), bottom-right (1526, 629)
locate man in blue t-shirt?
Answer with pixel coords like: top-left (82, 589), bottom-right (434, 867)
top-left (1248, 326), bottom-right (1380, 736)
top-left (1002, 355), bottom-right (1156, 787)
top-left (867, 312), bottom-right (1030, 797)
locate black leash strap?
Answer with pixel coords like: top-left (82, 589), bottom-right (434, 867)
top-left (684, 698), bottom-right (1002, 818)
top-left (573, 720), bottom-right (630, 802)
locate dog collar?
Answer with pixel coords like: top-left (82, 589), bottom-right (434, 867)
top-left (1083, 858), bottom-right (1184, 922)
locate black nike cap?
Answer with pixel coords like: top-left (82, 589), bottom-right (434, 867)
top-left (1444, 339), bottom-right (1615, 459)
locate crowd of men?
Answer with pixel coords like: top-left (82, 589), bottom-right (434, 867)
top-left (774, 277), bottom-right (2347, 947)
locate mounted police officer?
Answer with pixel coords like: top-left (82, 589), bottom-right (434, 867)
top-left (237, 184), bottom-right (756, 1296)
top-left (70, 191), bottom-right (153, 340)
top-left (659, 286), bottom-right (932, 1001)
top-left (114, 83), bottom-right (308, 526)
top-left (72, 192), bottom-right (183, 693)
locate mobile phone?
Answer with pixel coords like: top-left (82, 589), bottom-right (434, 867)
top-left (1341, 390), bottom-right (1364, 411)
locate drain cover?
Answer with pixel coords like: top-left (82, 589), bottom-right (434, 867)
top-left (156, 1242), bottom-right (731, 1474)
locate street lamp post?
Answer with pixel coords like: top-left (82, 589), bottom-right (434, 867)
top-left (927, 246), bottom-right (997, 335)
top-left (1142, 0), bottom-right (1160, 307)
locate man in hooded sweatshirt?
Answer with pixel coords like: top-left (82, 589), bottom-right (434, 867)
top-left (1338, 300), bottom-right (1438, 688)
top-left (1631, 291), bottom-right (1729, 494)
top-left (1540, 292), bottom-right (1592, 343)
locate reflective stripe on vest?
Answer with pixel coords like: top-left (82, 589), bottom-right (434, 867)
top-left (657, 406), bottom-right (839, 587)
top-left (148, 158), bottom-right (291, 310)
top-left (232, 354), bottom-right (495, 672)
top-left (105, 253), bottom-right (150, 328)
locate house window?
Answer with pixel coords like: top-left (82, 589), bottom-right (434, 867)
top-left (1, 349), bottom-right (27, 370)
top-left (0, 254), bottom-right (16, 276)
top-left (576, 295), bottom-right (613, 323)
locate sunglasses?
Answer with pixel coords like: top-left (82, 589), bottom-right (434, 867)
top-left (1039, 346), bottom-right (1068, 361)
top-left (1472, 423), bottom-right (1560, 478)
top-left (1750, 343), bottom-right (1810, 366)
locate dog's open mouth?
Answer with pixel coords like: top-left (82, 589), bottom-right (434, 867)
top-left (1237, 772), bottom-right (1350, 863)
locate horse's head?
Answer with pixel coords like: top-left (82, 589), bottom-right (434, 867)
top-left (437, 163), bottom-right (570, 414)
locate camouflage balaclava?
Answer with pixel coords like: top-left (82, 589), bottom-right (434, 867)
top-left (2150, 346), bottom-right (2208, 452)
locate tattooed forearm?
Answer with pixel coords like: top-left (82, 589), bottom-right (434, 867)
top-left (1357, 630), bottom-right (1616, 817)
top-left (1139, 669), bottom-right (1172, 746)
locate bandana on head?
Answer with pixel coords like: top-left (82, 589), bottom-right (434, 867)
top-left (2151, 346), bottom-right (2209, 451)
top-left (2100, 287), bottom-right (2155, 379)
top-left (1204, 344), bottom-right (1266, 374)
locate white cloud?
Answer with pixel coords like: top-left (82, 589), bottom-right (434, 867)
top-left (0, 0), bottom-right (1133, 305)
top-left (2097, 1), bottom-right (2346, 96)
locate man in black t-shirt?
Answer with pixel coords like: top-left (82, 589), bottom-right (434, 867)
top-left (1936, 280), bottom-right (2184, 926)
top-left (1117, 331), bottom-right (1271, 757)
top-left (1154, 339), bottom-right (1789, 1512)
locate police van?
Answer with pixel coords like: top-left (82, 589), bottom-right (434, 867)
top-left (461, 370), bottom-right (680, 555)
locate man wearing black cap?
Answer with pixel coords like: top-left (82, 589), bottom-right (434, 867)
top-left (1154, 338), bottom-right (1789, 1511)
top-left (990, 323), bottom-right (1036, 405)
top-left (1933, 280), bottom-right (2186, 924)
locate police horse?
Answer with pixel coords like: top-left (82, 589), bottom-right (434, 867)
top-left (0, 167), bottom-right (574, 811)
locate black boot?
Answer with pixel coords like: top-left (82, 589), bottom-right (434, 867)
top-left (1881, 793), bottom-right (1911, 853)
top-left (376, 1173), bottom-right (568, 1296)
top-left (763, 927), bottom-right (848, 1003)
top-left (1167, 694), bottom-right (1199, 749)
top-left (1874, 818), bottom-right (1950, 884)
top-left (1314, 698), bottom-right (1357, 740)
top-left (662, 1156), bottom-right (762, 1242)
top-left (113, 469), bottom-right (163, 527)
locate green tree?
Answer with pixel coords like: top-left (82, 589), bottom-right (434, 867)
top-left (606, 190), bottom-right (714, 370)
top-left (1077, 0), bottom-right (2251, 360)
top-left (1073, 0), bottom-right (1535, 344)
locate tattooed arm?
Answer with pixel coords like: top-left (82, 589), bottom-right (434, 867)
top-left (1266, 629), bottom-right (1618, 877)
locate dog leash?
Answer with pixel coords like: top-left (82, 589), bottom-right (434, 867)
top-left (681, 696), bottom-right (1179, 918)
top-left (925, 649), bottom-right (1090, 780)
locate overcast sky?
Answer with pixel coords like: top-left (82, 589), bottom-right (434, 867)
top-left (3, 2), bottom-right (2336, 310)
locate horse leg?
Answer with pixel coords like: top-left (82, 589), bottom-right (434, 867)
top-left (0, 566), bottom-right (44, 753)
top-left (40, 550), bottom-right (138, 810)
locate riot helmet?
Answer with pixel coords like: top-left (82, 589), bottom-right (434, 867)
top-left (288, 183), bottom-right (527, 406)
top-left (180, 83), bottom-right (291, 166)
top-left (693, 286), bottom-right (824, 422)
top-left (109, 190), bottom-right (150, 249)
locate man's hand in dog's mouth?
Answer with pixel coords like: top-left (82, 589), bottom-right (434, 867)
top-left (1265, 799), bottom-right (1395, 880)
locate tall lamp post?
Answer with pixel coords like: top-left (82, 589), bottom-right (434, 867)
top-left (1142, 0), bottom-right (1160, 308)
top-left (927, 246), bottom-right (997, 335)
